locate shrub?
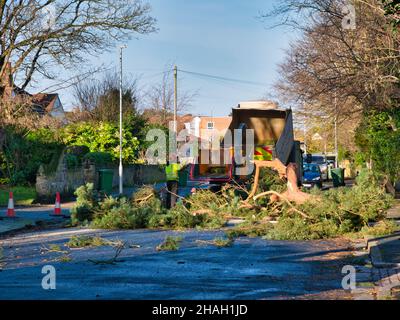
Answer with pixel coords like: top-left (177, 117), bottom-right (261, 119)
top-left (0, 126), bottom-right (63, 184)
top-left (91, 187), bottom-right (227, 231)
top-left (92, 198), bottom-right (150, 229)
top-left (355, 109), bottom-right (400, 182)
top-left (83, 152), bottom-right (113, 166)
top-left (70, 204), bottom-right (94, 226)
top-left (64, 154), bottom-right (79, 169)
top-left (361, 220), bottom-right (399, 238)
top-left (265, 217), bottom-right (339, 241)
top-left (61, 122), bottom-right (140, 163)
top-left (70, 183), bottom-right (97, 225)
top-left (65, 145), bottom-right (90, 158)
top-left (64, 145), bottom-right (90, 169)
top-left (148, 203), bottom-right (203, 229)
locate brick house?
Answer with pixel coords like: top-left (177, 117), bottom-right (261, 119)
top-left (0, 62), bottom-right (66, 120)
top-left (31, 93), bottom-right (66, 120)
top-left (184, 116), bottom-right (232, 141)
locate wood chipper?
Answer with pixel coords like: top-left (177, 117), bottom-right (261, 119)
top-left (189, 101), bottom-right (303, 184)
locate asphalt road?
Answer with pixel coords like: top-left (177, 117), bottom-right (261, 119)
top-left (0, 226), bottom-right (360, 300)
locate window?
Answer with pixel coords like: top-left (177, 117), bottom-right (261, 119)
top-left (303, 163), bottom-right (321, 173)
top-left (207, 122), bottom-right (214, 130)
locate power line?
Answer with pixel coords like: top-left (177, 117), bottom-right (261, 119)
top-left (139, 70), bottom-right (170, 80)
top-left (179, 69), bottom-right (268, 87)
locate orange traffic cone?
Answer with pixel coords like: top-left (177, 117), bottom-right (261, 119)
top-left (53, 192), bottom-right (62, 216)
top-left (7, 192), bottom-right (15, 218)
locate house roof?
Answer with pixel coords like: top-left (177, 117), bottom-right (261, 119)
top-left (32, 93), bottom-right (59, 113)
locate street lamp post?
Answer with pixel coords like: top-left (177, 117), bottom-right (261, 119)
top-left (334, 93), bottom-right (338, 168)
top-left (303, 116), bottom-right (307, 155)
top-left (119, 45), bottom-right (127, 195)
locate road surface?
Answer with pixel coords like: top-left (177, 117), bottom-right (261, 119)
top-left (0, 226), bottom-right (368, 300)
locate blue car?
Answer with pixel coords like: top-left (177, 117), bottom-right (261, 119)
top-left (302, 163), bottom-right (322, 188)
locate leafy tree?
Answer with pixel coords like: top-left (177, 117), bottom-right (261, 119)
top-left (62, 122), bottom-right (140, 164)
top-left (0, 126), bottom-right (62, 184)
top-left (355, 109), bottom-right (400, 181)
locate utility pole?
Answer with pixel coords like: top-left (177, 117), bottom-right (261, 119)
top-left (119, 45), bottom-right (127, 195)
top-left (173, 65), bottom-right (178, 136)
top-left (303, 115), bottom-right (308, 155)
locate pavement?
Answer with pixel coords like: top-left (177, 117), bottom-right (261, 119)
top-left (365, 199), bottom-right (400, 299)
top-left (0, 205), bottom-right (71, 236)
top-left (0, 227), bottom-right (369, 300)
top-left (0, 181), bottom-right (210, 237)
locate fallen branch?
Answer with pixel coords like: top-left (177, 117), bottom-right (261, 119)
top-left (192, 209), bottom-right (214, 216)
top-left (246, 159), bottom-right (287, 201)
top-left (88, 243), bottom-right (125, 265)
top-left (253, 191), bottom-right (310, 219)
top-left (230, 179), bottom-right (250, 195)
top-left (40, 244), bottom-right (69, 255)
top-left (134, 193), bottom-right (154, 204)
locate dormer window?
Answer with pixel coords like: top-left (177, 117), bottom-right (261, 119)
top-left (207, 122), bottom-right (214, 130)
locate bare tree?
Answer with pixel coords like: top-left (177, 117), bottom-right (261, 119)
top-left (143, 66), bottom-right (196, 126)
top-left (261, 0), bottom-right (400, 156)
top-left (0, 0), bottom-right (156, 91)
top-left (263, 0), bottom-right (400, 118)
top-left (73, 70), bottom-right (140, 122)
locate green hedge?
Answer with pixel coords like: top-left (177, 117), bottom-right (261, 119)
top-left (0, 126), bottom-right (63, 184)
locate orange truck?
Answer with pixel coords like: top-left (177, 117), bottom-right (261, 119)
top-left (189, 101), bottom-right (302, 184)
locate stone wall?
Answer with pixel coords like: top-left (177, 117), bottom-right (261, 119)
top-left (36, 153), bottom-right (166, 198)
top-left (109, 165), bottom-right (166, 188)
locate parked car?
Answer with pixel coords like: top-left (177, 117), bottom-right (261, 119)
top-left (302, 163), bottom-right (323, 188)
top-left (304, 155), bottom-right (328, 180)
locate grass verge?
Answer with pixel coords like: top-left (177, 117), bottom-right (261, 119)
top-left (0, 186), bottom-right (36, 206)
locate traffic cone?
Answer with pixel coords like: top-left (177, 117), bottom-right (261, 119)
top-left (53, 192), bottom-right (62, 216)
top-left (7, 192), bottom-right (15, 218)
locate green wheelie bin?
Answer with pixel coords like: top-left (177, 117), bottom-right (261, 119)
top-left (331, 168), bottom-right (345, 188)
top-left (178, 169), bottom-right (189, 187)
top-left (98, 169), bottom-right (114, 194)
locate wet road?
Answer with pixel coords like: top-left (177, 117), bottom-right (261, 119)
top-left (0, 227), bottom-right (358, 300)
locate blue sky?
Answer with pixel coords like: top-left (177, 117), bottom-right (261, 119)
top-left (42, 0), bottom-right (295, 116)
